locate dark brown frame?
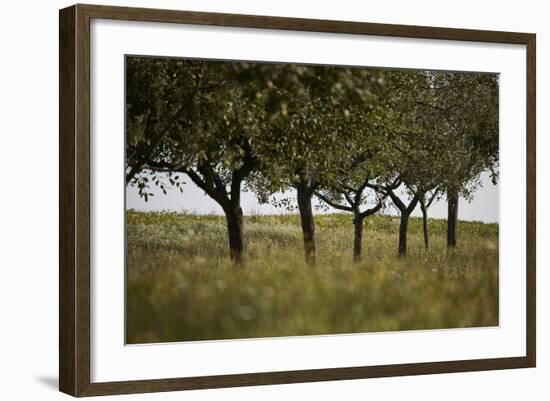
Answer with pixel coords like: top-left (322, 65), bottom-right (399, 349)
top-left (59, 3), bottom-right (536, 397)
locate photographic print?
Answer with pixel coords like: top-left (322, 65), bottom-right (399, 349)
top-left (125, 56), bottom-right (499, 344)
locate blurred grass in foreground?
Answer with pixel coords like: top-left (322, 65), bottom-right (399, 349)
top-left (126, 211), bottom-right (499, 344)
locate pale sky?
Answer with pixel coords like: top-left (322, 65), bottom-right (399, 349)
top-left (126, 170), bottom-right (499, 223)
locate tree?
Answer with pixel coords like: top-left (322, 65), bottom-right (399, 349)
top-left (250, 66), bottom-right (390, 265)
top-left (385, 125), bottom-right (444, 256)
top-left (375, 70), bottom-right (437, 256)
top-left (313, 101), bottom-right (392, 262)
top-left (256, 91), bottom-right (343, 265)
top-left (315, 182), bottom-right (385, 263)
top-left (424, 72), bottom-right (499, 247)
top-left (385, 182), bottom-right (419, 256)
top-left (395, 109), bottom-right (446, 253)
top-left (368, 70), bottom-right (498, 256)
top-left (126, 58), bottom-right (268, 264)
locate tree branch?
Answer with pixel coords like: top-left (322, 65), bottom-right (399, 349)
top-left (197, 163), bottom-right (228, 199)
top-left (143, 160), bottom-right (189, 173)
top-left (314, 191), bottom-right (354, 212)
top-left (426, 188), bottom-right (440, 208)
top-left (359, 200), bottom-right (384, 219)
top-left (385, 187), bottom-right (405, 212)
top-left (343, 191), bottom-right (355, 207)
top-left (338, 182), bottom-right (360, 194)
top-left (405, 194), bottom-right (420, 215)
top-left (188, 167), bottom-right (230, 208)
top-left (230, 139), bottom-right (258, 205)
top-left (143, 160), bottom-right (230, 208)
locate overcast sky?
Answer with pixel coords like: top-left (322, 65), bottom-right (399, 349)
top-left (126, 170), bottom-right (499, 223)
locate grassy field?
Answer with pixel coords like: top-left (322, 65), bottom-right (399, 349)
top-left (126, 210), bottom-right (499, 344)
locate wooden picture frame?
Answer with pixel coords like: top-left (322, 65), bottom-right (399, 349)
top-left (59, 3), bottom-right (536, 397)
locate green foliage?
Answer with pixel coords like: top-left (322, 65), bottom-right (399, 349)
top-left (125, 58), bottom-right (499, 200)
top-left (126, 211), bottom-right (499, 343)
top-left (125, 57), bottom-right (499, 262)
top-left (420, 72), bottom-right (499, 198)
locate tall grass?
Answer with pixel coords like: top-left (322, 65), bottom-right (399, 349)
top-left (126, 211), bottom-right (498, 344)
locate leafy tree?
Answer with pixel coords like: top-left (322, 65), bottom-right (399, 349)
top-left (254, 90), bottom-right (344, 265)
top-left (250, 66), bottom-right (390, 265)
top-left (422, 72), bottom-right (499, 247)
top-left (375, 70), bottom-right (497, 255)
top-left (126, 58), bottom-right (268, 264)
top-left (372, 70), bottom-right (438, 256)
top-left (385, 126), bottom-right (445, 256)
top-left (315, 181), bottom-right (385, 263)
top-left (313, 102), bottom-right (392, 262)
top-left (391, 106), bottom-right (447, 253)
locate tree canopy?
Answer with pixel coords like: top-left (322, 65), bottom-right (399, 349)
top-left (125, 56), bottom-right (499, 264)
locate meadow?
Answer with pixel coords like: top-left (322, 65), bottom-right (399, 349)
top-left (126, 210), bottom-right (499, 344)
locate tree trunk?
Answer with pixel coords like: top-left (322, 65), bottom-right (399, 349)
top-left (420, 201), bottom-right (429, 250)
top-left (353, 214), bottom-right (363, 263)
top-left (225, 204), bottom-right (245, 264)
top-left (447, 191), bottom-right (459, 247)
top-left (297, 184), bottom-right (316, 266)
top-left (398, 213), bottom-right (410, 257)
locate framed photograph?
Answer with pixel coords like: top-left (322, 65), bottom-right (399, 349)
top-left (59, 4), bottom-right (536, 397)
